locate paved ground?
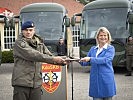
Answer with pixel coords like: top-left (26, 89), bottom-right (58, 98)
top-left (67, 62), bottom-right (133, 100)
top-left (0, 63), bottom-right (13, 100)
top-left (0, 63), bottom-right (133, 100)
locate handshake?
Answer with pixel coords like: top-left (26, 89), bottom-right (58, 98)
top-left (53, 56), bottom-right (91, 65)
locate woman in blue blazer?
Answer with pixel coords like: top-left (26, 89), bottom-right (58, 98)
top-left (80, 27), bottom-right (116, 100)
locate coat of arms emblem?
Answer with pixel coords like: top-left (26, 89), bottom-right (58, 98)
top-left (42, 63), bottom-right (62, 93)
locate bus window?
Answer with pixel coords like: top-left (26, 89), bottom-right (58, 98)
top-left (21, 12), bottom-right (63, 40)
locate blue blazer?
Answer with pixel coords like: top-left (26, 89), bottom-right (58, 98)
top-left (80, 45), bottom-right (116, 98)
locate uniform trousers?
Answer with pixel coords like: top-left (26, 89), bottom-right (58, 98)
top-left (126, 56), bottom-right (133, 72)
top-left (13, 86), bottom-right (41, 100)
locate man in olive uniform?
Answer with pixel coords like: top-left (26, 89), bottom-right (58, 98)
top-left (12, 21), bottom-right (66, 100)
top-left (125, 36), bottom-right (133, 76)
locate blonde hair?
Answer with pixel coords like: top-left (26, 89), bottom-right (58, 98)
top-left (95, 27), bottom-right (112, 45)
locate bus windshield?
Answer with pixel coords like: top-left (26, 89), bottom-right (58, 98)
top-left (81, 8), bottom-right (129, 39)
top-left (21, 12), bottom-right (63, 40)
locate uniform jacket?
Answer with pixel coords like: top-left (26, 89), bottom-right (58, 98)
top-left (80, 45), bottom-right (116, 98)
top-left (125, 40), bottom-right (133, 56)
top-left (12, 34), bottom-right (55, 88)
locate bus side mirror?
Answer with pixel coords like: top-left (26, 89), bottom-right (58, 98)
top-left (71, 13), bottom-right (81, 26)
top-left (12, 15), bottom-right (20, 28)
top-left (65, 17), bottom-right (70, 27)
top-left (10, 18), bottom-right (15, 29)
top-left (71, 16), bottom-right (76, 26)
top-left (4, 17), bottom-right (10, 28)
top-left (0, 15), bottom-right (11, 28)
top-left (128, 13), bottom-right (133, 24)
top-left (128, 12), bottom-right (133, 35)
top-left (4, 17), bottom-right (15, 28)
top-left (3, 15), bottom-right (19, 28)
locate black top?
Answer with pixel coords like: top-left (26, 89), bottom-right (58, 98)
top-left (57, 43), bottom-right (67, 56)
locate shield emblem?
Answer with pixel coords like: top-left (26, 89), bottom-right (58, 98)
top-left (42, 63), bottom-right (62, 93)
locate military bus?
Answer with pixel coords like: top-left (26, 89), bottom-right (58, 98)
top-left (3, 3), bottom-right (72, 57)
top-left (71, 0), bottom-right (133, 67)
top-left (19, 3), bottom-right (72, 56)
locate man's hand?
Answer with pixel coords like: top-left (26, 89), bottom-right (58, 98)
top-left (53, 56), bottom-right (66, 65)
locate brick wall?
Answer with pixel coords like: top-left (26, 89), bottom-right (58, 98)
top-left (0, 0), bottom-right (83, 17)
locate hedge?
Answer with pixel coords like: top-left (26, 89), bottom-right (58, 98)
top-left (1, 50), bottom-right (14, 63)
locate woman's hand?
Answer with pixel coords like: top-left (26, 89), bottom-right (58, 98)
top-left (80, 57), bottom-right (91, 62)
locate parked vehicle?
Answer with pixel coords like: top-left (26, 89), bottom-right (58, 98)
top-left (71, 0), bottom-right (133, 67)
top-left (3, 3), bottom-right (72, 57)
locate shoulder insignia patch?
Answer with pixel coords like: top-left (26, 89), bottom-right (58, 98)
top-left (20, 42), bottom-right (26, 48)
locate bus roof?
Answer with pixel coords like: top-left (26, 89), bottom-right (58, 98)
top-left (20, 3), bottom-right (67, 13)
top-left (83, 0), bottom-right (130, 10)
